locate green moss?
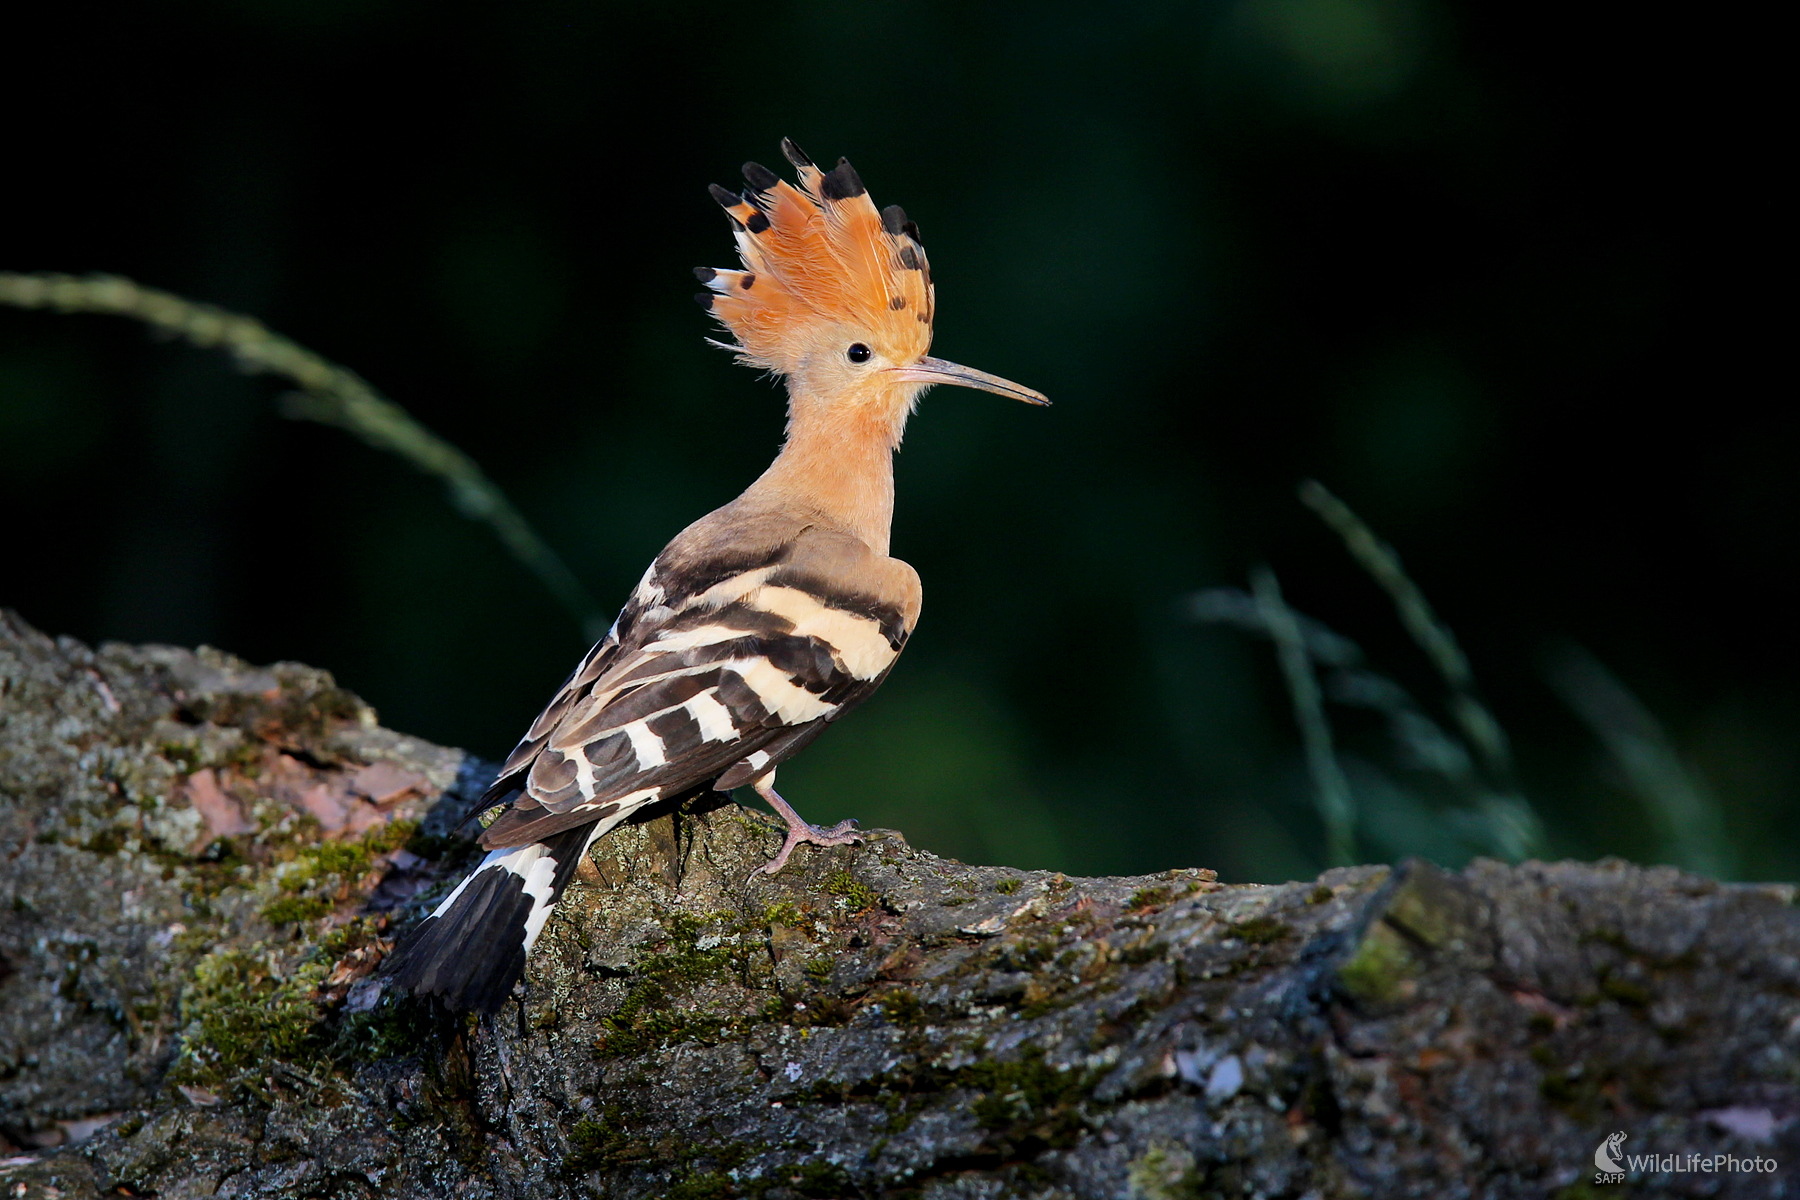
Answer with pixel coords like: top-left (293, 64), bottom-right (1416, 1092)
top-left (279, 840), bottom-right (368, 890)
top-left (171, 947), bottom-right (328, 1089)
top-left (752, 1161), bottom-right (854, 1199)
top-left (1550, 1184), bottom-right (1610, 1200)
top-left (1539, 1069), bottom-right (1577, 1104)
top-left (261, 894), bottom-right (332, 924)
top-left (564, 1112), bottom-right (755, 1183)
top-left (1127, 1141), bottom-right (1204, 1200)
top-left (742, 1048), bottom-right (1095, 1174)
top-left (794, 1161), bottom-right (854, 1197)
top-left (1308, 885), bottom-right (1334, 904)
top-left (1580, 927), bottom-right (1699, 972)
top-left (80, 826), bottom-right (127, 855)
top-left (882, 989), bottom-right (924, 1026)
top-left (161, 741), bottom-right (204, 773)
top-left (184, 684), bottom-right (365, 742)
top-left (1000, 939), bottom-right (1055, 970)
top-left (271, 818), bottom-right (417, 881)
top-left (263, 821), bottom-right (421, 924)
top-left (965, 1046), bottom-right (1092, 1152)
top-left (1582, 927), bottom-right (1630, 953)
top-left (667, 1172), bottom-right (735, 1200)
top-left (763, 901), bottom-right (804, 928)
top-left (1228, 916), bottom-right (1290, 944)
top-left (317, 916), bottom-right (383, 959)
top-left (803, 957), bottom-right (833, 983)
top-left (880, 1095), bottom-right (929, 1138)
top-left (565, 1107), bottom-right (657, 1172)
top-left (362, 818), bottom-right (420, 856)
top-left (824, 870), bottom-right (879, 912)
top-left (1598, 970), bottom-right (1653, 1007)
top-left (595, 984), bottom-right (727, 1057)
top-left (169, 838), bottom-right (252, 902)
top-left (330, 995), bottom-right (441, 1063)
top-left (1121, 936), bottom-right (1163, 965)
top-left (1337, 921), bottom-right (1420, 1005)
top-left (995, 877), bottom-right (1023, 895)
top-left (1128, 886), bottom-right (1171, 910)
top-left (592, 915), bottom-right (741, 1057)
top-left (401, 829), bottom-right (465, 861)
top-left (1537, 1056), bottom-right (1655, 1124)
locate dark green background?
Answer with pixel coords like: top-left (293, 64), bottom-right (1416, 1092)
top-left (4, 1), bottom-right (1789, 882)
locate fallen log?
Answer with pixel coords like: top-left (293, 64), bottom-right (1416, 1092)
top-left (1, 611), bottom-right (1793, 1198)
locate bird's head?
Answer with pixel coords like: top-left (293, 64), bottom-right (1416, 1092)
top-left (697, 139), bottom-right (1046, 445)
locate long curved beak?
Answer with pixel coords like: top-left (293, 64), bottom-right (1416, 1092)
top-left (887, 356), bottom-right (1050, 406)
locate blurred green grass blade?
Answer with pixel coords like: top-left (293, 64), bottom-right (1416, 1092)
top-left (1251, 565), bottom-right (1358, 866)
top-left (1453, 793), bottom-right (1544, 863)
top-left (1330, 668), bottom-right (1544, 861)
top-left (1188, 586), bottom-right (1365, 666)
top-left (1201, 484), bottom-right (1547, 863)
top-left (1545, 643), bottom-right (1734, 878)
top-left (1299, 479), bottom-right (1513, 777)
top-left (0, 271), bottom-right (606, 641)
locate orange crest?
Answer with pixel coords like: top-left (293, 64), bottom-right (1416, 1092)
top-left (696, 139), bottom-right (934, 375)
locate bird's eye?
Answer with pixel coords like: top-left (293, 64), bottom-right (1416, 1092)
top-left (846, 343), bottom-right (872, 364)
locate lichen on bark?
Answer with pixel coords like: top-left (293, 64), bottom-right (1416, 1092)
top-left (2, 611), bottom-right (1796, 1199)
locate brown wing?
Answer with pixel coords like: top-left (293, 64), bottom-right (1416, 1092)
top-left (479, 521), bottom-right (919, 848)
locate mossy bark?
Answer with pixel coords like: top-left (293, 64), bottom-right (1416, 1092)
top-left (1, 611), bottom-right (1795, 1199)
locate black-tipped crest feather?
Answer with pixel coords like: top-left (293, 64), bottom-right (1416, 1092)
top-left (742, 161), bottom-right (780, 192)
top-left (780, 137), bottom-right (813, 168)
top-left (820, 159), bottom-right (866, 201)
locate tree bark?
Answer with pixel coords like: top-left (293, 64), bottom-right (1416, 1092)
top-left (1, 610), bottom-right (1794, 1199)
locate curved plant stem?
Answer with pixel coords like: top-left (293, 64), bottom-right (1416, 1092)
top-left (0, 271), bottom-right (606, 640)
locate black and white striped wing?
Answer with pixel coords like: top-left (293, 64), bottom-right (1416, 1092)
top-left (478, 549), bottom-right (910, 847)
top-left (385, 534), bottom-right (916, 1010)
top-left (488, 630), bottom-right (625, 787)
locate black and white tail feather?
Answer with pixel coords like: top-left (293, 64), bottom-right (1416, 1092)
top-left (379, 814), bottom-right (608, 1013)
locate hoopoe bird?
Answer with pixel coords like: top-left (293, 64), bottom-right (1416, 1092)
top-left (381, 139), bottom-right (1047, 1012)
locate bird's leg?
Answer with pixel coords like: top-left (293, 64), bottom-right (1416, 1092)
top-left (751, 770), bottom-right (860, 876)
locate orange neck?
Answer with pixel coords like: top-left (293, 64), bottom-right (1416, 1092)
top-left (745, 390), bottom-right (906, 555)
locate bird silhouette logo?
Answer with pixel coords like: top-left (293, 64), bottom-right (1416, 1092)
top-left (1594, 1131), bottom-right (1628, 1173)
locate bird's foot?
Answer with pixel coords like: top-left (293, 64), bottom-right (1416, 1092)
top-left (756, 816), bottom-right (862, 877)
top-left (749, 772), bottom-right (861, 878)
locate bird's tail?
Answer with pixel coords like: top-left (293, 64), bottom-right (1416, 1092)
top-left (380, 820), bottom-right (600, 1013)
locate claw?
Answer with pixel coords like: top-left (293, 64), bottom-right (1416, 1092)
top-left (748, 773), bottom-right (861, 878)
top-left (755, 818), bottom-right (862, 877)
